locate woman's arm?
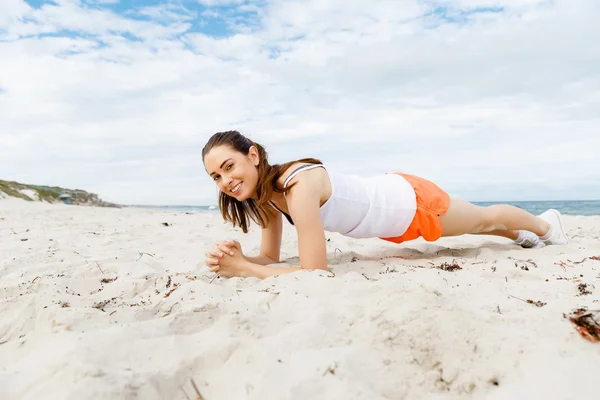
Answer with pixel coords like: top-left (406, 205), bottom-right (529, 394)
top-left (216, 208), bottom-right (283, 265)
top-left (247, 206), bottom-right (283, 265)
top-left (209, 168), bottom-right (328, 278)
top-left (284, 171), bottom-right (329, 271)
top-left (213, 246), bottom-right (306, 279)
top-left (245, 255), bottom-right (279, 265)
top-left (216, 171), bottom-right (329, 278)
top-left (240, 260), bottom-right (304, 279)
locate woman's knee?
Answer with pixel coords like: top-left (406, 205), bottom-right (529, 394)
top-left (477, 205), bottom-right (508, 232)
top-left (441, 201), bottom-right (514, 236)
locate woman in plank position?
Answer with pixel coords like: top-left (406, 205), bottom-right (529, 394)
top-left (202, 131), bottom-right (568, 279)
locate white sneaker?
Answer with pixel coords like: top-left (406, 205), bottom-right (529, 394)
top-left (538, 209), bottom-right (568, 245)
top-left (515, 230), bottom-right (545, 248)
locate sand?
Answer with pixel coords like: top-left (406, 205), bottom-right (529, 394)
top-left (1, 198), bottom-right (599, 400)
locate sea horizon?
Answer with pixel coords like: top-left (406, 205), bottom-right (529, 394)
top-left (129, 199), bottom-right (600, 216)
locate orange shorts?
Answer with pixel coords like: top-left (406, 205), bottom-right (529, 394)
top-left (380, 173), bottom-right (450, 244)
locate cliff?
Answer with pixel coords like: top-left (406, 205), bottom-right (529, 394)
top-left (0, 179), bottom-right (120, 208)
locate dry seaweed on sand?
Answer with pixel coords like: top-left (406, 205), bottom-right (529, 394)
top-left (509, 257), bottom-right (537, 269)
top-left (435, 261), bottom-right (463, 272)
top-left (578, 283), bottom-right (593, 296)
top-left (164, 284), bottom-right (180, 298)
top-left (379, 266), bottom-right (399, 274)
top-left (566, 308), bottom-right (600, 343)
top-left (92, 297), bottom-right (117, 312)
top-left (527, 300), bottom-right (547, 307)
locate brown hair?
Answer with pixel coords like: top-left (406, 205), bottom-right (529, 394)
top-left (202, 130), bottom-right (322, 233)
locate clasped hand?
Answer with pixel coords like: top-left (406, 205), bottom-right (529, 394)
top-left (204, 240), bottom-right (248, 278)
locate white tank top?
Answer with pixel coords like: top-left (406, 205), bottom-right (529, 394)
top-left (274, 164), bottom-right (417, 238)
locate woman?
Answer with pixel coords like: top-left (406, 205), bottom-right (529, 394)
top-left (202, 131), bottom-right (567, 279)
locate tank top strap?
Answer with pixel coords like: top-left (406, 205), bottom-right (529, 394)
top-left (283, 164), bottom-right (325, 194)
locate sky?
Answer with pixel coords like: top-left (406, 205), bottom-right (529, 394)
top-left (1, 0), bottom-right (599, 205)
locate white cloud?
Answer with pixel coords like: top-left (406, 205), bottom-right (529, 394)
top-left (131, 3), bottom-right (197, 24)
top-left (0, 0), bottom-right (599, 205)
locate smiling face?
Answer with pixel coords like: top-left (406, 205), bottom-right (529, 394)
top-left (203, 144), bottom-right (260, 201)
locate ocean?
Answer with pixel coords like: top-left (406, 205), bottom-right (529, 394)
top-left (137, 200), bottom-right (600, 216)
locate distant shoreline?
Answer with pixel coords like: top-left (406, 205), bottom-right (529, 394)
top-left (129, 200), bottom-right (600, 217)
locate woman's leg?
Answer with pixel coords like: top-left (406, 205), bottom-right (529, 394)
top-left (439, 198), bottom-right (550, 238)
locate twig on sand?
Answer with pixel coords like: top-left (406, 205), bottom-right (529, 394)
top-left (209, 274), bottom-right (219, 284)
top-left (190, 379), bottom-right (205, 400)
top-left (137, 251), bottom-right (155, 261)
top-left (568, 256), bottom-right (600, 264)
top-left (555, 260), bottom-right (572, 272)
top-left (31, 276), bottom-right (41, 283)
top-left (161, 302), bottom-right (179, 317)
top-left (322, 363), bottom-right (338, 376)
top-left (164, 284), bottom-right (180, 298)
top-left (333, 248), bottom-right (343, 264)
top-left (508, 294), bottom-right (546, 307)
top-left (180, 387), bottom-right (192, 400)
top-left (96, 261), bottom-right (105, 274)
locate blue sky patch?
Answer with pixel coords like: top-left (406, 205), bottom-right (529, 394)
top-left (70, 0), bottom-right (266, 38)
top-left (423, 4), bottom-right (505, 28)
top-left (23, 0), bottom-right (47, 9)
top-left (16, 0), bottom-right (267, 47)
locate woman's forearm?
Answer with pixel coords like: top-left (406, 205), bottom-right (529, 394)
top-left (245, 255), bottom-right (279, 266)
top-left (241, 260), bottom-right (304, 279)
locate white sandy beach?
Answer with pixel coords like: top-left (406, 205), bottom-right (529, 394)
top-left (1, 198), bottom-right (599, 400)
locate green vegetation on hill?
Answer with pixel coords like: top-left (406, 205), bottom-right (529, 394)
top-left (0, 179), bottom-right (120, 208)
